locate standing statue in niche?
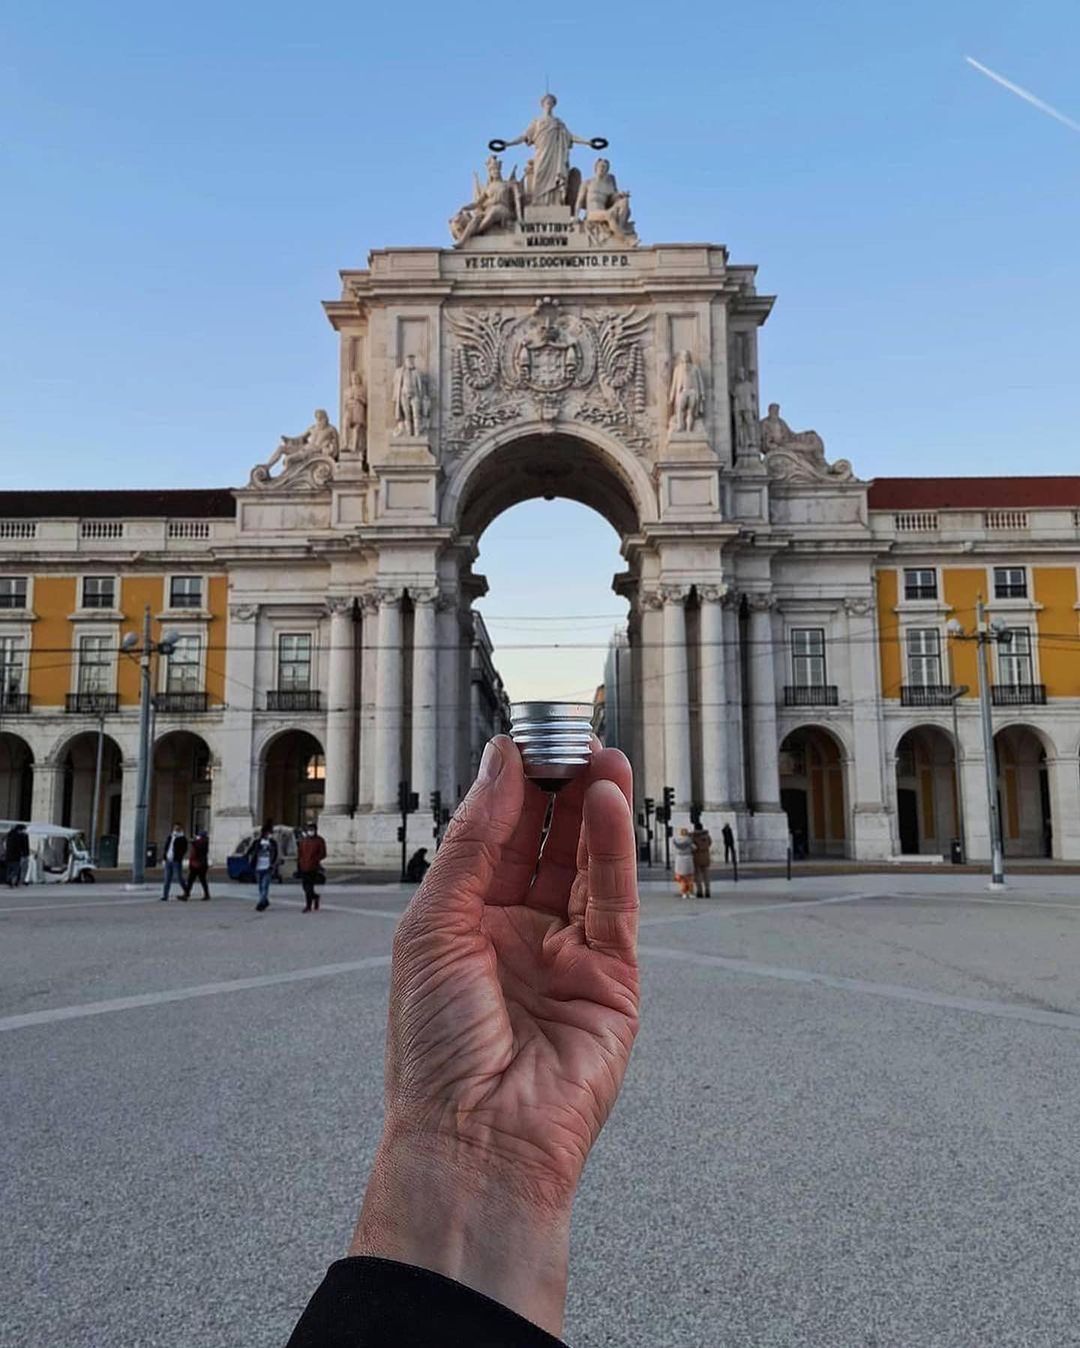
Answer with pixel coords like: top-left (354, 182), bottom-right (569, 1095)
top-left (491, 94), bottom-right (606, 206)
top-left (576, 158), bottom-right (634, 244)
top-left (449, 156), bottom-right (521, 247)
top-left (668, 350), bottom-right (706, 432)
top-left (343, 371), bottom-right (368, 460)
top-left (731, 366), bottom-right (758, 455)
top-left (393, 355), bottom-right (430, 438)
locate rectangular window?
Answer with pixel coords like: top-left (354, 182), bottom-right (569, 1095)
top-left (903, 568), bottom-right (937, 601)
top-left (169, 576), bottom-right (203, 609)
top-left (999, 628), bottom-right (1033, 687)
top-left (0, 635), bottom-right (25, 696)
top-left (165, 634), bottom-right (202, 692)
top-left (993, 567), bottom-right (1027, 599)
top-left (0, 577), bottom-right (28, 609)
top-left (78, 635), bottom-right (114, 693)
top-left (278, 633), bottom-right (312, 691)
top-left (791, 628), bottom-right (826, 687)
top-left (82, 575), bottom-right (116, 609)
top-left (906, 628), bottom-right (942, 687)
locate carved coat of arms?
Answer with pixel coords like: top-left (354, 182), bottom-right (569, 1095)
top-left (447, 297), bottom-right (649, 451)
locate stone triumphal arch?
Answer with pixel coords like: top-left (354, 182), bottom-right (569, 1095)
top-left (229, 95), bottom-right (872, 865)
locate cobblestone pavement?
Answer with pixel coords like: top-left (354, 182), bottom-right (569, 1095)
top-left (3, 874), bottom-right (1079, 1347)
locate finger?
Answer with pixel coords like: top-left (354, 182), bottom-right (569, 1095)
top-left (409, 735), bottom-right (523, 927)
top-left (533, 747), bottom-right (633, 917)
top-left (582, 778), bottom-right (639, 963)
top-left (483, 773), bottom-right (550, 906)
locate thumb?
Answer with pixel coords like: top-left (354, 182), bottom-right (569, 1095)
top-left (410, 735), bottom-right (525, 925)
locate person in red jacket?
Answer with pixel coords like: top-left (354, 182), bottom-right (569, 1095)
top-left (287, 735), bottom-right (640, 1346)
top-left (297, 822), bottom-right (327, 912)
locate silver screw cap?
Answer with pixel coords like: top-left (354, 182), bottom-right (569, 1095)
top-left (509, 701), bottom-right (594, 791)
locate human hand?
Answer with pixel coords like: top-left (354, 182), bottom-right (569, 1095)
top-left (352, 735), bottom-right (639, 1335)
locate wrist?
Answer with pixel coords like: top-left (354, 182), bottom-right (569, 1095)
top-left (351, 1128), bottom-right (573, 1337)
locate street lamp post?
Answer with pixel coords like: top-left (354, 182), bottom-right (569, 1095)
top-left (948, 599), bottom-right (1010, 888)
top-left (123, 606), bottom-right (178, 885)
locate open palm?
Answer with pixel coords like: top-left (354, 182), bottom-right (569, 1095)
top-left (383, 737), bottom-right (640, 1204)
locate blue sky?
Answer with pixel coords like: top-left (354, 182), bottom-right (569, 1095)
top-left (3, 0), bottom-right (1078, 699)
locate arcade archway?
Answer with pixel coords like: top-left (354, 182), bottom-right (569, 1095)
top-left (995, 724), bottom-right (1052, 858)
top-left (57, 731), bottom-right (124, 845)
top-left (261, 730), bottom-right (325, 830)
top-left (779, 726), bottom-right (848, 858)
top-left (894, 726), bottom-right (959, 856)
top-left (150, 731), bottom-right (213, 841)
top-left (0, 733), bottom-right (33, 820)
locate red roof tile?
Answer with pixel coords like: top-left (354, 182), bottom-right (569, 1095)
top-left (868, 477), bottom-right (1080, 510)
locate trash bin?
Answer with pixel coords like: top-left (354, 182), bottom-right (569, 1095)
top-left (97, 835), bottom-right (118, 869)
top-left (950, 838), bottom-right (963, 865)
top-left (145, 842), bottom-right (158, 868)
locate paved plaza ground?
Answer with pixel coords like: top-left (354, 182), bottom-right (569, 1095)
top-left (3, 872), bottom-right (1080, 1347)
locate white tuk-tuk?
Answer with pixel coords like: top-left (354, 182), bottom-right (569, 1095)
top-left (0, 822), bottom-right (96, 884)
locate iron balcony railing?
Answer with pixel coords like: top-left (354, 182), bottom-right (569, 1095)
top-left (900, 684), bottom-right (959, 707)
top-left (991, 684), bottom-right (1047, 706)
top-left (783, 685), bottom-right (839, 707)
top-left (266, 689), bottom-right (322, 712)
top-left (65, 691), bottom-right (119, 714)
top-left (154, 691), bottom-right (210, 714)
top-left (0, 691), bottom-right (30, 713)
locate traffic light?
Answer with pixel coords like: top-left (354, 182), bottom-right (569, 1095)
top-left (398, 781), bottom-right (419, 814)
top-left (430, 790), bottom-right (442, 818)
top-left (396, 826), bottom-right (405, 843)
top-left (644, 796), bottom-right (655, 813)
top-left (662, 785), bottom-right (675, 816)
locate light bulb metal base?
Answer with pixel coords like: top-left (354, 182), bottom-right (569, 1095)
top-left (509, 701), bottom-right (594, 789)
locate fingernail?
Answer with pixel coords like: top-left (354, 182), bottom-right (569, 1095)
top-left (477, 738), bottom-right (503, 785)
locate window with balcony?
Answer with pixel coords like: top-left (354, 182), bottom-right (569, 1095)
top-left (78, 634), bottom-right (114, 694)
top-left (906, 628), bottom-right (942, 686)
top-left (166, 635), bottom-right (202, 692)
top-left (993, 567), bottom-right (1027, 599)
top-left (992, 627), bottom-right (1045, 704)
top-left (278, 633), bottom-right (313, 691)
top-left (0, 576), bottom-right (28, 609)
top-left (784, 628), bottom-right (838, 706)
top-left (0, 635), bottom-right (27, 711)
top-left (169, 576), bottom-right (203, 609)
top-left (903, 568), bottom-right (937, 601)
top-left (82, 575), bottom-right (117, 609)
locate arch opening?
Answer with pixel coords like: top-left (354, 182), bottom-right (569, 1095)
top-left (57, 731), bottom-right (124, 846)
top-left (151, 731), bottom-right (213, 842)
top-left (780, 726), bottom-right (848, 858)
top-left (0, 733), bottom-right (33, 821)
top-left (261, 730), bottom-right (325, 831)
top-left (994, 724), bottom-right (1052, 858)
top-left (894, 725), bottom-right (958, 857)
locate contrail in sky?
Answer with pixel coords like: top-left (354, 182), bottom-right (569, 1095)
top-left (965, 56), bottom-right (1080, 134)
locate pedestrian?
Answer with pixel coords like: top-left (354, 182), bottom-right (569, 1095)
top-left (691, 820), bottom-right (713, 898)
top-left (404, 847), bottom-right (429, 883)
top-left (297, 821), bottom-right (327, 912)
top-left (4, 824), bottom-right (29, 888)
top-left (160, 822), bottom-right (188, 901)
top-left (246, 823), bottom-right (278, 912)
top-left (721, 821), bottom-right (737, 866)
top-left (181, 829), bottom-right (212, 901)
top-left (672, 825), bottom-right (695, 897)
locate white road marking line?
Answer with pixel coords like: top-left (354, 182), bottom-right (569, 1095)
top-left (0, 955), bottom-right (392, 1033)
top-left (0, 895), bottom-right (405, 919)
top-left (640, 945), bottom-right (1080, 1034)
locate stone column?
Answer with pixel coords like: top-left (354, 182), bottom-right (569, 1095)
top-left (322, 597), bottom-right (357, 815)
top-left (356, 593), bottom-right (380, 809)
top-left (746, 594), bottom-right (781, 808)
top-left (661, 585), bottom-right (692, 808)
top-left (845, 595), bottom-right (892, 859)
top-left (638, 592), bottom-right (665, 805)
top-left (437, 595), bottom-right (462, 804)
top-left (1046, 755), bottom-right (1080, 860)
top-left (698, 585), bottom-right (727, 808)
top-left (373, 589), bottom-right (403, 811)
top-left (214, 603), bottom-right (259, 841)
top-left (117, 757), bottom-right (139, 865)
top-left (410, 589), bottom-right (438, 802)
top-left (30, 763), bottom-right (61, 825)
top-left (723, 593), bottom-right (746, 807)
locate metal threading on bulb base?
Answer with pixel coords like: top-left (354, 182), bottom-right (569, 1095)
top-left (509, 701), bottom-right (594, 792)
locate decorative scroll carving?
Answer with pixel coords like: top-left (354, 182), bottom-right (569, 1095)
top-left (744, 592), bottom-right (775, 613)
top-left (446, 297), bottom-right (649, 452)
top-left (249, 410), bottom-right (340, 490)
top-left (409, 587), bottom-right (440, 607)
top-left (760, 402), bottom-right (856, 483)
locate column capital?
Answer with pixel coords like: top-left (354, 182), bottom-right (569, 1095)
top-left (843, 595), bottom-right (874, 617)
top-left (229, 602), bottom-right (259, 623)
top-left (698, 583), bottom-right (730, 605)
top-left (435, 591), bottom-right (459, 613)
top-left (410, 587), bottom-right (440, 608)
top-left (374, 586), bottom-right (403, 609)
top-left (658, 584), bottom-right (689, 606)
top-left (745, 592), bottom-right (776, 614)
top-left (324, 596), bottom-right (354, 619)
top-left (638, 588), bottom-right (665, 612)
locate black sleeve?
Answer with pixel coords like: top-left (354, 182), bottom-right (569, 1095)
top-left (286, 1256), bottom-right (569, 1348)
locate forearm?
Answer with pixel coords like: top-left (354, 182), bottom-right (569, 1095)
top-left (351, 1132), bottom-right (573, 1338)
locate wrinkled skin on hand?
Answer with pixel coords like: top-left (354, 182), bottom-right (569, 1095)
top-left (382, 735), bottom-right (640, 1208)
